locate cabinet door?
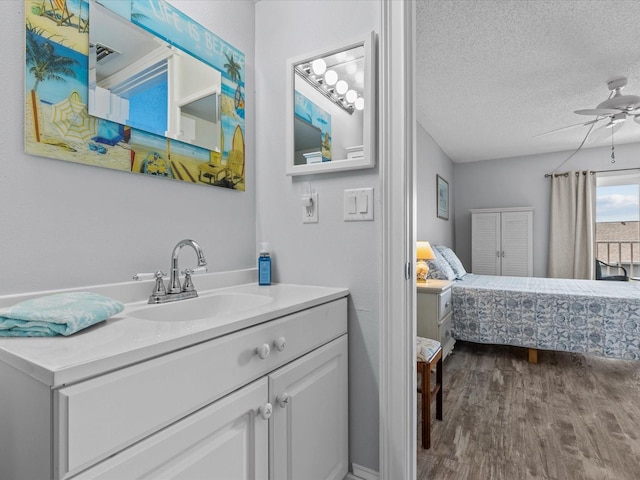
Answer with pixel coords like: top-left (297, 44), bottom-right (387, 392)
top-left (416, 291), bottom-right (437, 340)
top-left (501, 210), bottom-right (533, 276)
top-left (74, 378), bottom-right (269, 480)
top-left (269, 335), bottom-right (348, 480)
top-left (472, 212), bottom-right (501, 275)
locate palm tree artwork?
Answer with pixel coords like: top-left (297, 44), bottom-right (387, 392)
top-left (25, 22), bottom-right (79, 142)
top-left (224, 52), bottom-right (244, 111)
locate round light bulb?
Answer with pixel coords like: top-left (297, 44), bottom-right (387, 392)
top-left (311, 59), bottom-right (326, 75)
top-left (345, 90), bottom-right (358, 103)
top-left (336, 80), bottom-right (348, 95)
top-left (324, 70), bottom-right (338, 86)
top-left (355, 97), bottom-right (365, 110)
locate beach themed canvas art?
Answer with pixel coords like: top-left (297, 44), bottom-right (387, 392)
top-left (24, 0), bottom-right (246, 191)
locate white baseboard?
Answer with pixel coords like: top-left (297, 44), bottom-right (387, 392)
top-left (346, 463), bottom-right (380, 480)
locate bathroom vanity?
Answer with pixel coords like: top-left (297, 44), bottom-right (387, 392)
top-left (0, 275), bottom-right (349, 480)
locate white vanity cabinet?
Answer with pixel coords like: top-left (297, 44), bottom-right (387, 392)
top-left (0, 293), bottom-right (348, 480)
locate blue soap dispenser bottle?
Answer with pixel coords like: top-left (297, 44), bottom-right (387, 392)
top-left (258, 242), bottom-right (272, 286)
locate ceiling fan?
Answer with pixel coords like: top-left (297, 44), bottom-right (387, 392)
top-left (537, 76), bottom-right (640, 142)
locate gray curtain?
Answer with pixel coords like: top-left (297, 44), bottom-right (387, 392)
top-left (548, 171), bottom-right (596, 279)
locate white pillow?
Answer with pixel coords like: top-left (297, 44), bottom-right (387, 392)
top-left (426, 248), bottom-right (456, 280)
top-left (434, 245), bottom-right (467, 279)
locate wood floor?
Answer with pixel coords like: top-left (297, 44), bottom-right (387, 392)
top-left (417, 341), bottom-right (640, 480)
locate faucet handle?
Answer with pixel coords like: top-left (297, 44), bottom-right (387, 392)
top-left (133, 272), bottom-right (155, 281)
top-left (182, 266), bottom-right (208, 276)
top-left (133, 271), bottom-right (168, 281)
top-left (151, 271), bottom-right (167, 296)
top-left (181, 267), bottom-right (207, 292)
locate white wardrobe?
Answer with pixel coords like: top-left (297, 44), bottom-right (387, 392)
top-left (471, 207), bottom-right (533, 277)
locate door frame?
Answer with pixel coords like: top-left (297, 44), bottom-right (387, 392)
top-left (379, 0), bottom-right (416, 478)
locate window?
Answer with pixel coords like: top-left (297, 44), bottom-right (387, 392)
top-left (595, 173), bottom-right (640, 277)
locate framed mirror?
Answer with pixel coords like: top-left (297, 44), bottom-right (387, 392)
top-left (89, 1), bottom-right (222, 152)
top-left (286, 31), bottom-right (376, 176)
top-left (24, 0), bottom-right (246, 190)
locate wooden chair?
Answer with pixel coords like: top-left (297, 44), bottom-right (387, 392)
top-left (43, 0), bottom-right (75, 27)
top-left (416, 336), bottom-right (443, 449)
top-left (225, 149), bottom-right (245, 187)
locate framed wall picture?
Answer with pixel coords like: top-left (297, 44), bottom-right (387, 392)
top-left (436, 174), bottom-right (449, 220)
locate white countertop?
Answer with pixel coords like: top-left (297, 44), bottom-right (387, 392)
top-left (0, 277), bottom-right (349, 388)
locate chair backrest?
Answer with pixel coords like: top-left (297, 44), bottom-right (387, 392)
top-left (227, 149), bottom-right (244, 176)
top-left (595, 259), bottom-right (603, 280)
top-left (596, 259), bottom-right (628, 281)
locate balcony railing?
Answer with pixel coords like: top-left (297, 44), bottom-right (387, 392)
top-left (596, 241), bottom-right (640, 277)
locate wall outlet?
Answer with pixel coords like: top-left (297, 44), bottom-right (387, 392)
top-left (302, 192), bottom-right (319, 223)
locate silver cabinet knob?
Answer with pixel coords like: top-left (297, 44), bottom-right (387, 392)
top-left (274, 336), bottom-right (286, 352)
top-left (277, 393), bottom-right (290, 408)
top-left (259, 403), bottom-right (273, 420)
top-left (256, 343), bottom-right (271, 360)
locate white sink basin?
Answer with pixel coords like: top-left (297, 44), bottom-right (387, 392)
top-left (129, 292), bottom-right (273, 322)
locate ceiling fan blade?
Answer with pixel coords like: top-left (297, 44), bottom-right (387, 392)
top-left (533, 118), bottom-right (602, 138)
top-left (586, 121), bottom-right (625, 143)
top-left (574, 108), bottom-right (620, 116)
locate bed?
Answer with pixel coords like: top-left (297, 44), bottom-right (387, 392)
top-left (451, 274), bottom-right (640, 361)
top-left (427, 246), bottom-right (640, 361)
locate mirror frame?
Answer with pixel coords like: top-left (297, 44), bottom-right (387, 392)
top-left (286, 31), bottom-right (376, 176)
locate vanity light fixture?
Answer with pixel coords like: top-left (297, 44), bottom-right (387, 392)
top-left (355, 97), bottom-right (364, 111)
top-left (325, 69), bottom-right (338, 86)
top-left (311, 58), bottom-right (327, 75)
top-left (295, 64), bottom-right (358, 114)
top-left (336, 80), bottom-right (349, 95)
top-left (295, 47), bottom-right (365, 115)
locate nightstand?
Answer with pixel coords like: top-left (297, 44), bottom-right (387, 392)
top-left (417, 279), bottom-right (455, 359)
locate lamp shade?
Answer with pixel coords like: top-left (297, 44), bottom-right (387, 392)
top-left (416, 241), bottom-right (435, 261)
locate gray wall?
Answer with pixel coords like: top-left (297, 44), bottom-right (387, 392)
top-left (254, 1), bottom-right (381, 472)
top-left (3, 1), bottom-right (256, 294)
top-left (416, 121), bottom-right (455, 247)
top-left (453, 142), bottom-right (640, 277)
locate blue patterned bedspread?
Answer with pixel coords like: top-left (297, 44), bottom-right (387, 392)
top-left (452, 274), bottom-right (640, 360)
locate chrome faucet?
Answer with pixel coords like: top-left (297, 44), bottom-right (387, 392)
top-left (168, 239), bottom-right (207, 294)
top-left (134, 239), bottom-right (208, 304)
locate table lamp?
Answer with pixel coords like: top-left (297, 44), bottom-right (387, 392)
top-left (416, 241), bottom-right (435, 282)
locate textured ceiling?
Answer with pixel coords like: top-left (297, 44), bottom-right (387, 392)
top-left (416, 0), bottom-right (640, 163)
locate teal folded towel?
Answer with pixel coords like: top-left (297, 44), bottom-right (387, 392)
top-left (0, 292), bottom-right (124, 337)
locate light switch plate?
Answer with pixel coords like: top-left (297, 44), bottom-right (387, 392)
top-left (344, 188), bottom-right (374, 221)
top-left (302, 192), bottom-right (319, 223)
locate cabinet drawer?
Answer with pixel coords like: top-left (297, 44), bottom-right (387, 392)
top-left (439, 313), bottom-right (453, 348)
top-left (55, 298), bottom-right (347, 479)
top-left (439, 288), bottom-right (452, 319)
